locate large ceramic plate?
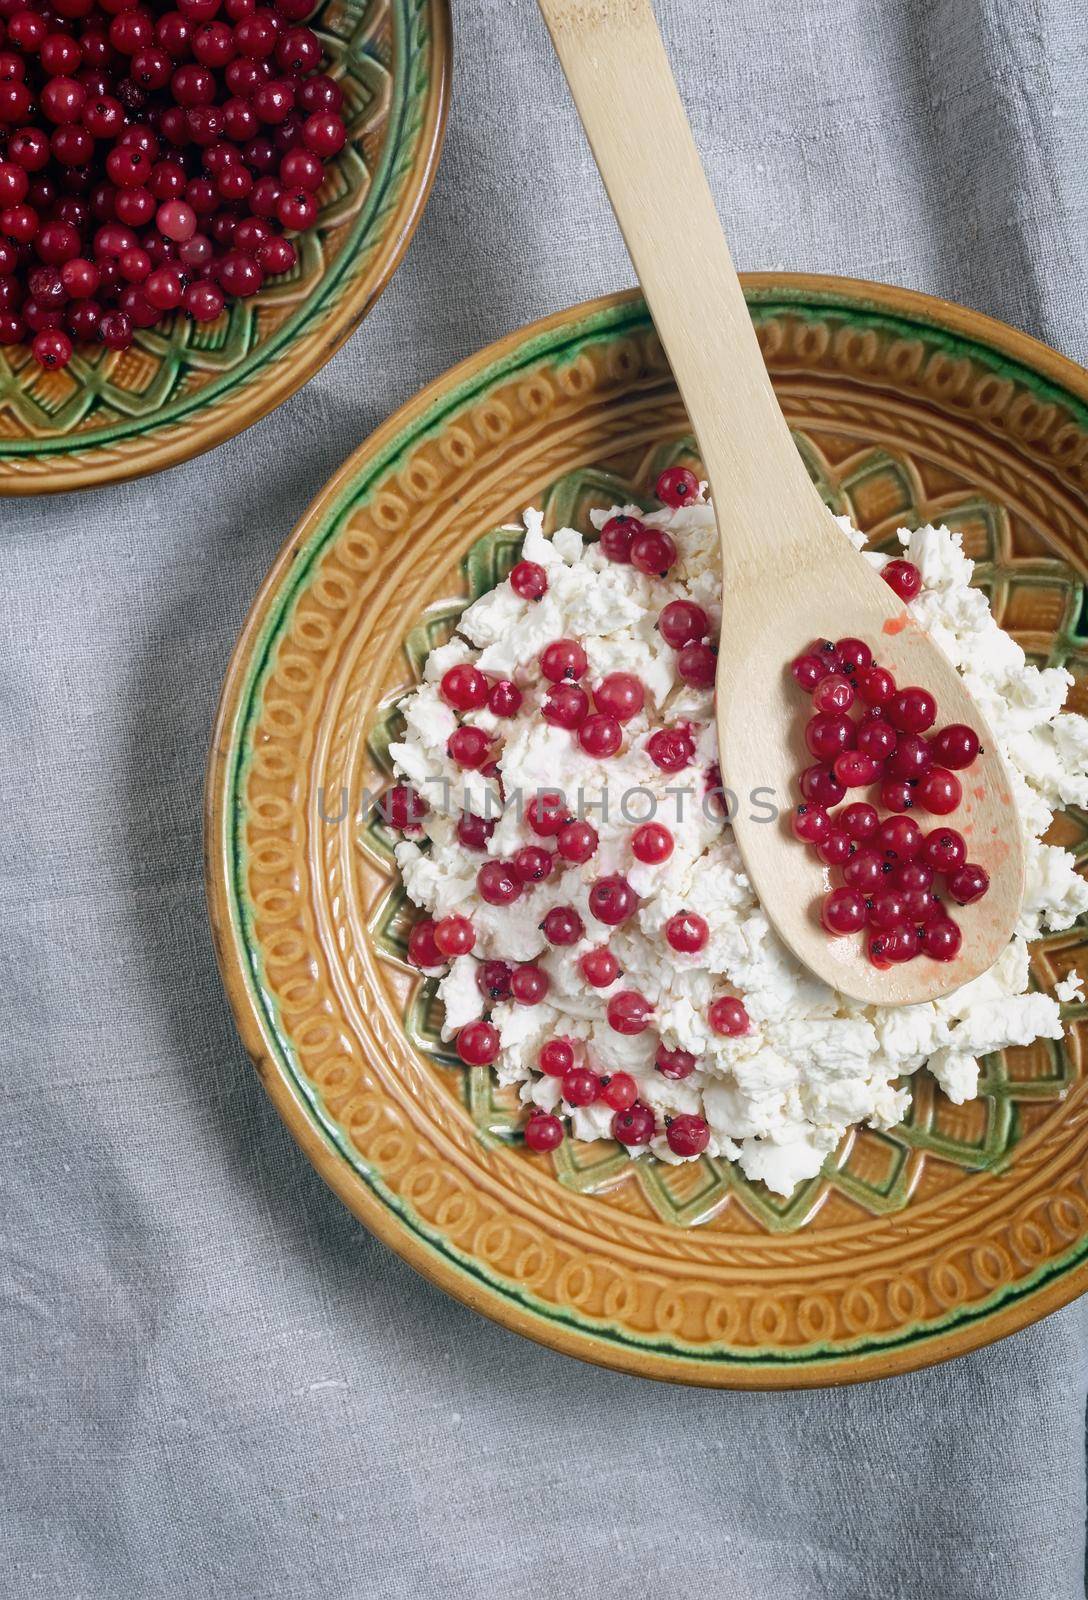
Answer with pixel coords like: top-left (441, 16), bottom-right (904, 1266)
top-left (0, 0), bottom-right (449, 494)
top-left (207, 276), bottom-right (1088, 1387)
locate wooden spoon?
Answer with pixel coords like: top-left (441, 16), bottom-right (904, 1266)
top-left (536, 0), bottom-right (1023, 1005)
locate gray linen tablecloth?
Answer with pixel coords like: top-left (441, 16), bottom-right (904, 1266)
top-left (3, 1), bottom-right (1087, 1595)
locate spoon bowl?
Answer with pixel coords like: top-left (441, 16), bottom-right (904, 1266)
top-left (716, 499), bottom-right (1023, 1005)
top-left (537, 0), bottom-right (1025, 1004)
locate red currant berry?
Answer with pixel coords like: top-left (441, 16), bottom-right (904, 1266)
top-left (916, 766), bottom-right (961, 815)
top-left (655, 465), bottom-right (699, 507)
top-left (556, 819), bottom-right (598, 863)
top-left (457, 1020), bottom-right (500, 1066)
top-left (525, 792), bottom-right (571, 837)
top-left (867, 889), bottom-right (906, 930)
top-left (542, 683), bottom-right (589, 730)
top-left (1, 203), bottom-right (39, 244)
top-left (218, 249), bottom-right (263, 297)
top-left (31, 327), bottom-right (72, 368)
top-left (510, 964), bottom-right (549, 1004)
top-left (658, 599), bottom-right (708, 649)
top-left (882, 559), bottom-right (922, 601)
top-left (302, 110), bottom-right (345, 157)
top-left (665, 1113), bottom-right (709, 1157)
top-left (524, 1112), bottom-right (563, 1151)
top-left (578, 713), bottom-right (622, 757)
top-left (886, 733), bottom-right (932, 781)
top-left (98, 309), bottom-right (133, 349)
top-left (588, 875), bottom-right (638, 925)
top-left (888, 687), bottom-right (937, 734)
top-left (946, 863), bottom-right (989, 905)
top-left (0, 161), bottom-right (27, 206)
top-left (606, 989), bottom-right (652, 1034)
top-left (835, 637), bottom-right (873, 675)
top-left (895, 860), bottom-right (934, 892)
top-left (156, 197), bottom-right (196, 239)
top-left (920, 827), bottom-right (967, 875)
top-left (856, 718), bottom-right (897, 762)
top-left (405, 920), bottom-right (440, 968)
top-left (812, 673), bottom-right (855, 715)
top-left (833, 750), bottom-right (880, 789)
top-left (476, 860), bottom-right (521, 905)
top-left (440, 663), bottom-right (487, 710)
top-left (655, 1044), bottom-right (696, 1079)
top-left (540, 638), bottom-right (587, 682)
top-left (875, 815), bottom-right (922, 863)
top-left (930, 724), bottom-right (981, 770)
top-left (562, 1067), bottom-right (600, 1107)
top-left (612, 1102), bottom-right (656, 1145)
top-left (379, 783), bottom-right (427, 831)
top-left (257, 234), bottom-right (296, 275)
top-left (298, 72), bottom-right (343, 111)
top-left (665, 911), bottom-right (708, 953)
top-left (646, 726), bottom-right (694, 772)
top-left (593, 672), bottom-right (644, 722)
top-left (580, 947), bottom-right (619, 987)
top-left (183, 281), bottom-right (225, 322)
top-left (816, 828), bottom-right (852, 867)
top-left (599, 1072), bottom-right (637, 1111)
top-left (513, 845), bottom-right (553, 884)
top-left (456, 811), bottom-right (495, 851)
top-left (629, 528), bottom-right (677, 577)
top-left (277, 185), bottom-right (319, 231)
top-left (447, 726), bottom-right (491, 769)
top-left (857, 665), bottom-right (896, 705)
top-left (805, 713), bottom-right (855, 761)
top-left (476, 960), bottom-right (512, 1003)
top-left (922, 917), bottom-right (962, 961)
top-left (542, 905), bottom-right (583, 945)
top-left (539, 1037), bottom-right (574, 1076)
top-left (790, 652), bottom-right (830, 692)
top-left (487, 679), bottom-right (522, 717)
top-left (809, 639), bottom-right (841, 671)
top-left (433, 914), bottom-right (475, 957)
top-left (509, 559), bottom-right (547, 599)
top-left (880, 778), bottom-right (917, 814)
top-left (886, 923), bottom-right (922, 963)
top-left (599, 513), bottom-right (643, 563)
top-left (799, 764), bottom-right (846, 808)
top-left (631, 822), bottom-right (673, 864)
top-left (843, 850), bottom-right (889, 892)
top-left (821, 887), bottom-right (867, 935)
top-left (708, 996), bottom-right (750, 1036)
top-left (275, 22), bottom-right (320, 72)
top-left (676, 641), bottom-right (716, 687)
top-left (900, 888), bottom-right (940, 924)
top-left (840, 802), bottom-right (879, 841)
top-left (791, 804), bottom-right (830, 844)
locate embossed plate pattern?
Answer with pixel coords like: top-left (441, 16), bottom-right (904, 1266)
top-left (207, 276), bottom-right (1088, 1386)
top-left (0, 0), bottom-right (449, 493)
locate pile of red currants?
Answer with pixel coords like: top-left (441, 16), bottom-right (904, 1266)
top-left (0, 0), bottom-right (345, 368)
top-left (789, 573), bottom-right (991, 968)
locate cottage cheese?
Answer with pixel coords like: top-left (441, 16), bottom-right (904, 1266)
top-left (389, 500), bottom-right (1088, 1195)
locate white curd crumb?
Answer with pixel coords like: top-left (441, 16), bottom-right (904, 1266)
top-left (388, 502), bottom-right (1088, 1196)
top-left (1055, 970), bottom-right (1085, 1005)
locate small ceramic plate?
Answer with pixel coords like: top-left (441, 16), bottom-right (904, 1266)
top-left (207, 276), bottom-right (1088, 1387)
top-left (0, 0), bottom-right (449, 494)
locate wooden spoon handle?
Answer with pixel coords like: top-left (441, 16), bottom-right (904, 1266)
top-left (536, 0), bottom-right (827, 573)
